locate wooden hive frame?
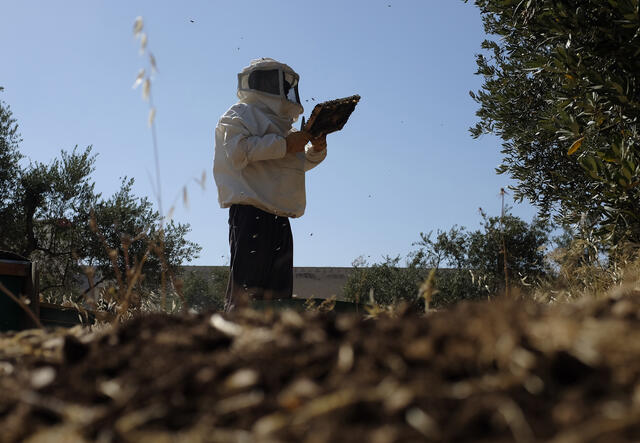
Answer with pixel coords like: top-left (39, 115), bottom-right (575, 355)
top-left (302, 95), bottom-right (361, 138)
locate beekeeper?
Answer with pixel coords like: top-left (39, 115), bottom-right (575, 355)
top-left (213, 58), bottom-right (327, 311)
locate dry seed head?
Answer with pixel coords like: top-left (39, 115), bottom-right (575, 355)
top-left (142, 78), bottom-right (150, 101)
top-left (148, 107), bottom-right (156, 127)
top-left (133, 17), bottom-right (143, 36)
top-left (149, 52), bottom-right (158, 73)
top-left (139, 33), bottom-right (148, 54)
top-left (182, 186), bottom-right (189, 208)
top-left (132, 69), bottom-right (145, 89)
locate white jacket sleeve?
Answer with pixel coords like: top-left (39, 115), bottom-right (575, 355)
top-left (219, 114), bottom-right (287, 170)
top-left (303, 145), bottom-right (327, 172)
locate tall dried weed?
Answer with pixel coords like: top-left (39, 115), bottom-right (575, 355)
top-left (534, 239), bottom-right (640, 303)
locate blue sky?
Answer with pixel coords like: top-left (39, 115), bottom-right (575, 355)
top-left (1, 0), bottom-right (537, 267)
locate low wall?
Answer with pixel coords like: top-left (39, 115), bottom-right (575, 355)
top-left (183, 266), bottom-right (355, 301)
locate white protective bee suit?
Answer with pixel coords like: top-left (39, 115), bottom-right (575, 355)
top-left (213, 58), bottom-right (327, 218)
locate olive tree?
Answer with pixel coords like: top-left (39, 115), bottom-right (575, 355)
top-left (467, 0), bottom-right (640, 247)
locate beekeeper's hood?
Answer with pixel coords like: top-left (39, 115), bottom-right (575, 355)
top-left (237, 58), bottom-right (304, 123)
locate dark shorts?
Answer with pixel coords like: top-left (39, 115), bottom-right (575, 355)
top-left (225, 204), bottom-right (293, 311)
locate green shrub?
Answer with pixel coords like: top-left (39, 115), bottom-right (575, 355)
top-left (180, 267), bottom-right (228, 312)
top-left (344, 211), bottom-right (551, 308)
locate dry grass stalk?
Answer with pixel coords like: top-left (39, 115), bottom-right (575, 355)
top-left (418, 268), bottom-right (438, 312)
top-left (535, 240), bottom-right (640, 303)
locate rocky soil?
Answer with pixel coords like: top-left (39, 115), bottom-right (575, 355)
top-left (2, 294), bottom-right (640, 442)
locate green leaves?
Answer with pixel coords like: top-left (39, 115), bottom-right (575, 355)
top-left (579, 155), bottom-right (603, 180)
top-left (567, 137), bottom-right (584, 155)
top-left (468, 0), bottom-right (640, 246)
top-left (0, 96), bottom-right (201, 304)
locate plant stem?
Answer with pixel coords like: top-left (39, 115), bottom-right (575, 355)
top-left (501, 188), bottom-right (510, 297)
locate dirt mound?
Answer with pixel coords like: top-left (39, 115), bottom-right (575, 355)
top-left (2, 295), bottom-right (640, 442)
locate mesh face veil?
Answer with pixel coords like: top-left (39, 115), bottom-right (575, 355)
top-left (238, 65), bottom-right (301, 105)
top-left (236, 58), bottom-right (304, 122)
top-left (283, 71), bottom-right (300, 104)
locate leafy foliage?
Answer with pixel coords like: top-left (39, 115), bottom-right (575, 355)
top-left (0, 90), bottom-right (22, 242)
top-left (343, 211), bottom-right (551, 308)
top-left (0, 94), bottom-right (201, 305)
top-left (343, 255), bottom-right (427, 307)
top-left (416, 210), bottom-right (550, 306)
top-left (467, 0), bottom-right (640, 246)
top-left (180, 267), bottom-right (228, 312)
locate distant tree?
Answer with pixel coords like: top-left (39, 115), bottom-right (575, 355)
top-left (86, 174), bottom-right (201, 298)
top-left (467, 0), bottom-right (640, 247)
top-left (343, 212), bottom-right (550, 308)
top-left (416, 210), bottom-right (550, 306)
top-left (0, 94), bottom-right (201, 305)
top-left (0, 89), bottom-right (22, 242)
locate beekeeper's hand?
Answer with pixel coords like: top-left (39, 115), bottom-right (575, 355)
top-left (310, 134), bottom-right (327, 152)
top-left (286, 131), bottom-right (311, 153)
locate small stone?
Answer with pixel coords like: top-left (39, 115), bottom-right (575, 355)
top-left (224, 368), bottom-right (259, 390)
top-left (31, 366), bottom-right (56, 389)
